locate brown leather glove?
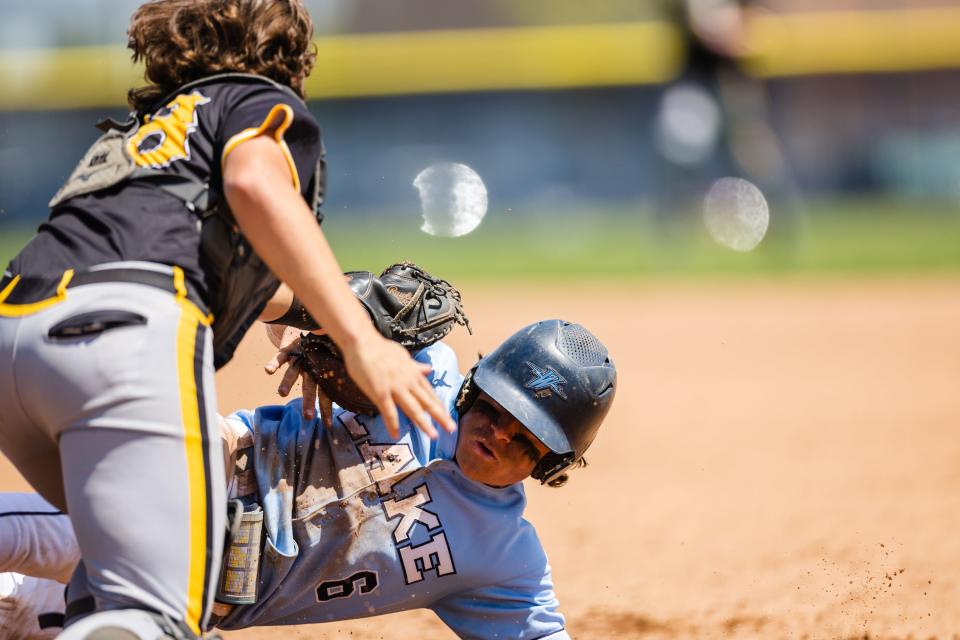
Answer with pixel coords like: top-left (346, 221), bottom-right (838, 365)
top-left (300, 262), bottom-right (471, 415)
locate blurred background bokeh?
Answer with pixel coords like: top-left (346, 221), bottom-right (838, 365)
top-left (2, 0), bottom-right (960, 278)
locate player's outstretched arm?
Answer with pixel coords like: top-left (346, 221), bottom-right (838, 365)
top-left (223, 136), bottom-right (455, 438)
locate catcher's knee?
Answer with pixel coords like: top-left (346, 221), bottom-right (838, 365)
top-left (57, 609), bottom-right (201, 640)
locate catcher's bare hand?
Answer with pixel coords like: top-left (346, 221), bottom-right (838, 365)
top-left (343, 336), bottom-right (456, 440)
top-left (263, 325), bottom-right (320, 422)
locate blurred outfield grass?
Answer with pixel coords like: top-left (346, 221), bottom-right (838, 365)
top-left (1, 199), bottom-right (958, 281)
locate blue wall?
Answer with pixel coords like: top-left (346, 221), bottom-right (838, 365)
top-left (3, 71), bottom-right (960, 226)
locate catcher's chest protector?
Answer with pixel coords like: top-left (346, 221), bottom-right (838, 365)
top-left (48, 73), bottom-right (325, 368)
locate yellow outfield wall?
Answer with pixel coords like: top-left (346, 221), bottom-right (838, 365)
top-left (2, 8), bottom-right (960, 111)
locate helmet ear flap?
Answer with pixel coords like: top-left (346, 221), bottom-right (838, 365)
top-left (531, 451), bottom-right (576, 485)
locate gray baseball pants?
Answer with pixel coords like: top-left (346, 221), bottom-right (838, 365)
top-left (0, 262), bottom-right (224, 637)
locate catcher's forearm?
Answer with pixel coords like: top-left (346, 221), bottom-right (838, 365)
top-left (263, 294), bottom-right (320, 331)
top-left (259, 283), bottom-right (293, 322)
top-left (260, 284), bottom-right (320, 330)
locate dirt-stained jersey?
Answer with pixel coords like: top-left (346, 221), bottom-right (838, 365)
top-left (218, 343), bottom-right (568, 640)
top-left (9, 78), bottom-right (323, 312)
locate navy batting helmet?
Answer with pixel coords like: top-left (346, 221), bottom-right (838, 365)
top-left (462, 319), bottom-right (617, 484)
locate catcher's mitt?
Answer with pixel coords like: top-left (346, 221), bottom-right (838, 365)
top-left (300, 262), bottom-right (470, 415)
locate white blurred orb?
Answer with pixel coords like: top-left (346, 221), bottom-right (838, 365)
top-left (413, 162), bottom-right (488, 237)
top-left (703, 177), bottom-right (770, 252)
top-left (654, 83), bottom-right (721, 166)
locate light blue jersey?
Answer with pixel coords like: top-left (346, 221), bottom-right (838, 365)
top-left (218, 343), bottom-right (568, 640)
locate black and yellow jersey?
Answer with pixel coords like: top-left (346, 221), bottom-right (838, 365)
top-left (10, 77), bottom-right (324, 313)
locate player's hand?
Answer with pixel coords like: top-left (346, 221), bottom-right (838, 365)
top-left (263, 325), bottom-right (320, 422)
top-left (342, 335), bottom-right (456, 440)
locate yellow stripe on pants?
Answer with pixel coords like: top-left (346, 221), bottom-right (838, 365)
top-left (176, 298), bottom-right (212, 636)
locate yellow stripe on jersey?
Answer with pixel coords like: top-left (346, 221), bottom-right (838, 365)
top-left (0, 270), bottom-right (74, 317)
top-left (175, 295), bottom-right (211, 636)
top-left (221, 103), bottom-right (300, 193)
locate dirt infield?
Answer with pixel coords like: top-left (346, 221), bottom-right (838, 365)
top-left (2, 277), bottom-right (958, 639)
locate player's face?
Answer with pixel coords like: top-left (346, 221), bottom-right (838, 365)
top-left (455, 392), bottom-right (550, 487)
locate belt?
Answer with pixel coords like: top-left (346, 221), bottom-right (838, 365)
top-left (0, 265), bottom-right (210, 317)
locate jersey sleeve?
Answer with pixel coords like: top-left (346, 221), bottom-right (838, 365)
top-left (224, 408), bottom-right (256, 434)
top-left (430, 566), bottom-right (568, 640)
top-left (218, 85), bottom-right (322, 202)
top-left (406, 342), bottom-right (463, 461)
top-left (416, 342), bottom-right (461, 410)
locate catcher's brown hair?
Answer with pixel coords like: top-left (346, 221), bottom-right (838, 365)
top-left (126, 0), bottom-right (316, 113)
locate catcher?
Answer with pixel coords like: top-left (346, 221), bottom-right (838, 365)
top-left (0, 2), bottom-right (451, 638)
top-left (0, 312), bottom-right (616, 639)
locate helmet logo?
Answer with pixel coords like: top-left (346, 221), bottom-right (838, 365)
top-left (524, 361), bottom-right (568, 400)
